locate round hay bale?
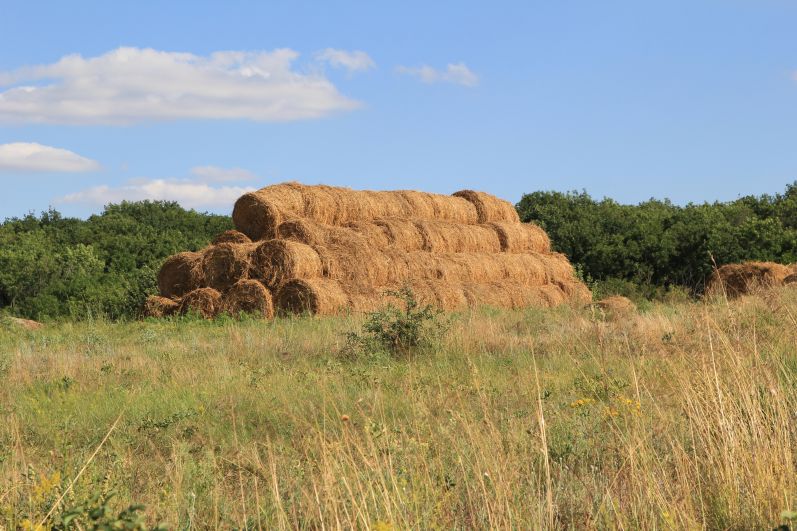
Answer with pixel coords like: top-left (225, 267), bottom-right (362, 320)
top-left (556, 281), bottom-right (593, 305)
top-left (383, 251), bottom-right (549, 286)
top-left (222, 279), bottom-right (274, 318)
top-left (144, 295), bottom-right (179, 318)
top-left (202, 243), bottom-right (258, 292)
top-left (706, 262), bottom-right (792, 298)
top-left (157, 251), bottom-right (204, 299)
top-left (277, 218), bottom-right (325, 246)
top-left (5, 317), bottom-right (44, 330)
top-left (784, 273), bottom-right (797, 285)
top-left (461, 281), bottom-right (568, 309)
top-left (232, 184), bottom-right (305, 240)
top-left (374, 218), bottom-right (425, 251)
top-left (453, 190), bottom-right (520, 223)
top-left (212, 230), bottom-right (252, 245)
top-left (178, 288), bottom-right (222, 319)
top-left (252, 240), bottom-right (324, 289)
top-left (414, 220), bottom-right (501, 253)
top-left (594, 295), bottom-right (636, 314)
top-left (276, 278), bottom-right (350, 315)
top-left (487, 222), bottom-right (551, 253)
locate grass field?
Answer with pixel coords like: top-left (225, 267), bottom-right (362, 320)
top-left (2, 288), bottom-right (797, 529)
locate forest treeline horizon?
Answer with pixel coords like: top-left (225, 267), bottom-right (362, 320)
top-left (3, 183), bottom-right (797, 320)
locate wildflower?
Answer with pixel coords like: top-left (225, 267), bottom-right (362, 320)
top-left (569, 398), bottom-right (595, 408)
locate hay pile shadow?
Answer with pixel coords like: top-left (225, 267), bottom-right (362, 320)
top-left (151, 182), bottom-right (593, 319)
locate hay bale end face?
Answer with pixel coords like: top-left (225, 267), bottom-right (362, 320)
top-left (276, 278), bottom-right (349, 315)
top-left (178, 288), bottom-right (222, 318)
top-left (252, 240), bottom-right (324, 289)
top-left (201, 243), bottom-right (258, 292)
top-left (157, 251), bottom-right (204, 299)
top-left (212, 230), bottom-right (252, 245)
top-left (222, 279), bottom-right (274, 318)
top-left (144, 296), bottom-right (179, 318)
top-left (706, 261), bottom-right (793, 298)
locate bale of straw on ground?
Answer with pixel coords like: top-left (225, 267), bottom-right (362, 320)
top-left (275, 278), bottom-right (350, 315)
top-left (212, 230), bottom-right (252, 245)
top-left (178, 288), bottom-right (222, 318)
top-left (144, 295), bottom-right (179, 318)
top-left (487, 222), bottom-right (551, 253)
top-left (453, 190), bottom-right (520, 223)
top-left (222, 279), bottom-right (274, 318)
top-left (157, 251), bottom-right (204, 299)
top-left (252, 240), bottom-right (325, 289)
top-left (594, 295), bottom-right (636, 315)
top-left (555, 280), bottom-right (593, 305)
top-left (201, 243), bottom-right (258, 292)
top-left (784, 273), bottom-right (797, 285)
top-left (706, 262), bottom-right (793, 299)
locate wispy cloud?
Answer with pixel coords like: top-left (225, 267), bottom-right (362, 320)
top-left (0, 142), bottom-right (100, 172)
top-left (315, 49), bottom-right (375, 72)
top-left (396, 62), bottom-right (479, 87)
top-left (0, 47), bottom-right (361, 125)
top-left (58, 178), bottom-right (256, 210)
top-left (190, 165), bottom-right (257, 183)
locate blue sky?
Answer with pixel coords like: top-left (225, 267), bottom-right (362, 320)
top-left (1, 0), bottom-right (796, 219)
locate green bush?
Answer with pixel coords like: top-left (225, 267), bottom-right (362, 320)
top-left (342, 286), bottom-right (450, 357)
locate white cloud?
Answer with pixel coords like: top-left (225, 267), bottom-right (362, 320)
top-left (190, 165), bottom-right (256, 183)
top-left (58, 178), bottom-right (256, 210)
top-left (0, 142), bottom-right (100, 172)
top-left (0, 47), bottom-right (360, 125)
top-left (316, 49), bottom-right (375, 72)
top-left (396, 62), bottom-right (479, 87)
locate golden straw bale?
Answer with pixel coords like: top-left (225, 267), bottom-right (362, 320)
top-left (232, 183), bottom-right (306, 240)
top-left (382, 251), bottom-right (550, 286)
top-left (414, 220), bottom-right (501, 253)
top-left (275, 278), bottom-right (350, 315)
top-left (343, 220), bottom-right (392, 248)
top-left (143, 296), bottom-right (179, 318)
top-left (784, 273), bottom-right (797, 285)
top-left (277, 218), bottom-right (326, 246)
top-left (555, 280), bottom-right (593, 305)
top-left (178, 288), bottom-right (222, 319)
top-left (487, 222), bottom-right (551, 253)
top-left (234, 183), bottom-right (515, 238)
top-left (706, 261), bottom-right (792, 299)
top-left (252, 240), bottom-right (324, 289)
top-left (212, 230), bottom-right (252, 245)
top-left (594, 295), bottom-right (636, 314)
top-left (222, 279), bottom-right (274, 318)
top-left (453, 190), bottom-right (520, 223)
top-left (202, 243), bottom-right (258, 292)
top-left (462, 282), bottom-right (567, 309)
top-left (157, 251), bottom-right (204, 299)
top-left (374, 219), bottom-right (425, 251)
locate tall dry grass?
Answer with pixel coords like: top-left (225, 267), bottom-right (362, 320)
top-left (2, 287), bottom-right (797, 528)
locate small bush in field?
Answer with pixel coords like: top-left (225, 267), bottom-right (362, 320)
top-left (342, 286), bottom-right (449, 357)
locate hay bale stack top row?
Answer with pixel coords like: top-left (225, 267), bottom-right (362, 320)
top-left (148, 182), bottom-right (592, 318)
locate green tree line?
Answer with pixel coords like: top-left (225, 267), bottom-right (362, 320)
top-left (518, 182), bottom-right (797, 298)
top-left (3, 183), bottom-right (797, 320)
top-left (0, 201), bottom-right (231, 320)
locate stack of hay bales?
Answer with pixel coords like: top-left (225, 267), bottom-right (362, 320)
top-left (146, 182), bottom-right (591, 318)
